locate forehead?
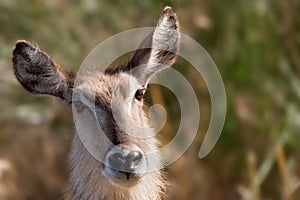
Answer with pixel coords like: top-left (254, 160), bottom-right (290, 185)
top-left (73, 70), bottom-right (141, 107)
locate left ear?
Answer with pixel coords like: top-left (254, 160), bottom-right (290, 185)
top-left (12, 40), bottom-right (73, 103)
top-left (106, 6), bottom-right (180, 86)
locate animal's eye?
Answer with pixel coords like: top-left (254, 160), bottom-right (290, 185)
top-left (134, 89), bottom-right (145, 101)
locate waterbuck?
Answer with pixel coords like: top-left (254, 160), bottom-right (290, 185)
top-left (12, 6), bottom-right (180, 200)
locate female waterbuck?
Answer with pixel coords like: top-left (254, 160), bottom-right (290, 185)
top-left (12, 6), bottom-right (180, 200)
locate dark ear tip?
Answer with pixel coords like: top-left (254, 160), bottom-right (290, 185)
top-left (163, 6), bottom-right (173, 12)
top-left (13, 40), bottom-right (31, 56)
top-left (15, 40), bottom-right (31, 50)
top-left (161, 6), bottom-right (178, 27)
top-left (163, 6), bottom-right (174, 15)
top-left (14, 40), bottom-right (31, 50)
top-left (12, 40), bottom-right (38, 64)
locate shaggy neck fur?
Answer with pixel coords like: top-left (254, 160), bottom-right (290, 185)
top-left (66, 133), bottom-right (165, 200)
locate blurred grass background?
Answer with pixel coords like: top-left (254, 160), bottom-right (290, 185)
top-left (0, 0), bottom-right (300, 199)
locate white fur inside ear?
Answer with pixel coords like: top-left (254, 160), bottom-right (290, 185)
top-left (144, 12), bottom-right (179, 83)
top-left (153, 7), bottom-right (179, 51)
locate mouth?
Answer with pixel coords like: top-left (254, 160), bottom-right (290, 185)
top-left (102, 165), bottom-right (142, 187)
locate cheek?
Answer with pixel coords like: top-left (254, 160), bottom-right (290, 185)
top-left (74, 108), bottom-right (112, 156)
top-left (131, 102), bottom-right (146, 126)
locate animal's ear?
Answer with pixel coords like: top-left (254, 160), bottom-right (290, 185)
top-left (106, 6), bottom-right (180, 86)
top-left (12, 40), bottom-right (73, 103)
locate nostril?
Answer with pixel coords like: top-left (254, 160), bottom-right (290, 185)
top-left (126, 151), bottom-right (143, 170)
top-left (106, 148), bottom-right (144, 174)
top-left (108, 152), bottom-right (125, 170)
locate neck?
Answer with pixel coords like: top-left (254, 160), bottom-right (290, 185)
top-left (66, 134), bottom-right (165, 200)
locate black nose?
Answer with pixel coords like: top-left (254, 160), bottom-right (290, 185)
top-left (108, 150), bottom-right (143, 172)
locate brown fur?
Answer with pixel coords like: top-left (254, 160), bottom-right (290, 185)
top-left (12, 6), bottom-right (179, 200)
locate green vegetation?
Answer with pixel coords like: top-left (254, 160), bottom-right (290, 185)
top-left (0, 0), bottom-right (299, 199)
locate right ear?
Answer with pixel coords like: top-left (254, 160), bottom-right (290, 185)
top-left (12, 40), bottom-right (73, 103)
top-left (105, 6), bottom-right (180, 86)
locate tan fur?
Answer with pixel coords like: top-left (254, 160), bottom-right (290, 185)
top-left (67, 132), bottom-right (165, 200)
top-left (12, 6), bottom-right (180, 200)
top-left (67, 71), bottom-right (165, 200)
